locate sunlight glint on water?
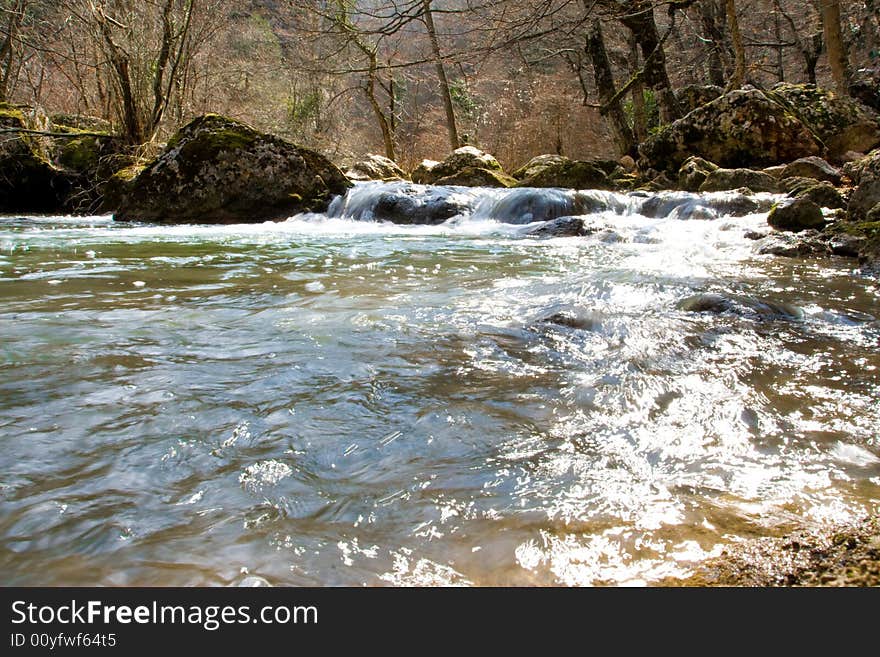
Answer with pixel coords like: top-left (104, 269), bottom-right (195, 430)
top-left (1, 185), bottom-right (878, 586)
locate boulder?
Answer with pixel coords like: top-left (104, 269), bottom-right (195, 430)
top-left (511, 154), bottom-right (570, 180)
top-left (848, 150), bottom-right (880, 220)
top-left (699, 168), bottom-right (780, 193)
top-left (677, 292), bottom-right (804, 320)
top-left (411, 159), bottom-right (440, 184)
top-left (767, 197), bottom-right (826, 232)
top-left (0, 103), bottom-right (74, 213)
top-left (780, 156), bottom-right (841, 185)
top-left (757, 232), bottom-right (829, 257)
top-left (769, 83), bottom-right (880, 159)
top-left (367, 185), bottom-right (469, 225)
top-left (790, 182), bottom-right (846, 210)
top-left (516, 160), bottom-right (612, 190)
top-left (414, 146), bottom-right (502, 185)
top-left (345, 154), bottom-right (407, 181)
top-left (114, 114), bottom-right (350, 223)
top-left (523, 216), bottom-right (594, 237)
top-left (639, 88), bottom-right (822, 172)
top-left (676, 84), bottom-right (723, 114)
top-left (434, 166), bottom-right (517, 188)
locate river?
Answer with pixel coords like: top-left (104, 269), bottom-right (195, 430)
top-left (1, 182), bottom-right (878, 585)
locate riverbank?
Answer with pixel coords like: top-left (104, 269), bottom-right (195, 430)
top-left (662, 514), bottom-right (880, 587)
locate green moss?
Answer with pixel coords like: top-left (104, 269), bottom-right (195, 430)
top-left (0, 102), bottom-right (26, 123)
top-left (58, 136), bottom-right (102, 171)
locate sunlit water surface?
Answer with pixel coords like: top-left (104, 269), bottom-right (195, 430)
top-left (1, 185), bottom-right (878, 586)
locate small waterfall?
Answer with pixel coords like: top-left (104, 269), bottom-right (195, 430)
top-left (327, 180), bottom-right (780, 226)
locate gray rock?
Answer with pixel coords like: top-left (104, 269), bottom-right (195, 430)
top-left (345, 154), bottom-right (407, 181)
top-left (523, 216), bottom-right (595, 237)
top-left (790, 182), bottom-right (846, 210)
top-left (114, 114), bottom-right (351, 223)
top-left (780, 156), bottom-right (842, 185)
top-left (414, 146), bottom-right (503, 185)
top-left (699, 168), bottom-right (781, 193)
top-left (767, 197), bottom-right (826, 232)
top-left (639, 88), bottom-right (822, 172)
top-left (678, 156), bottom-right (719, 192)
top-left (848, 150), bottom-right (880, 220)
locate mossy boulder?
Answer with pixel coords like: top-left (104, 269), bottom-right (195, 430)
top-left (49, 114), bottom-right (113, 134)
top-left (678, 156), bottom-right (719, 192)
top-left (414, 146), bottom-right (503, 185)
top-left (411, 159), bottom-right (440, 184)
top-left (434, 166), bottom-right (516, 188)
top-left (511, 154), bottom-right (570, 180)
top-left (676, 84), bottom-right (723, 114)
top-left (848, 150), bottom-right (880, 220)
top-left (767, 197), bottom-right (826, 232)
top-left (114, 114), bottom-right (351, 223)
top-left (780, 156), bottom-right (841, 185)
top-left (516, 160), bottom-right (612, 190)
top-left (100, 164), bottom-right (146, 213)
top-left (790, 182), bottom-right (846, 210)
top-left (699, 168), bottom-right (781, 193)
top-left (0, 102), bottom-right (74, 213)
top-left (769, 83), bottom-right (880, 160)
top-left (639, 88), bottom-right (822, 172)
top-left (345, 154), bottom-right (407, 181)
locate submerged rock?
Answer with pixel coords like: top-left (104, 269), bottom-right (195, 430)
top-left (639, 88), bottom-right (822, 172)
top-left (115, 114), bottom-right (350, 223)
top-left (757, 231), bottom-right (829, 257)
top-left (677, 292), bottom-right (805, 321)
top-left (345, 154), bottom-right (407, 181)
top-left (767, 197), bottom-right (825, 232)
top-left (699, 168), bottom-right (781, 193)
top-left (523, 216), bottom-right (595, 237)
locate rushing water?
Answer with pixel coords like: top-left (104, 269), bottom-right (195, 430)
top-left (1, 182), bottom-right (879, 586)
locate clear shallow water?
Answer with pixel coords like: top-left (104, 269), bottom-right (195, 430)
top-left (1, 187), bottom-right (879, 586)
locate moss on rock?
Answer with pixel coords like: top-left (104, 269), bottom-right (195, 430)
top-left (516, 160), bottom-right (612, 190)
top-left (639, 88), bottom-right (822, 172)
top-left (769, 83), bottom-right (880, 160)
top-left (114, 114), bottom-right (351, 223)
top-left (434, 166), bottom-right (516, 188)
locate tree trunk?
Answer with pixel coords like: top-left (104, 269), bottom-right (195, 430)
top-left (422, 0), bottom-right (459, 151)
top-left (618, 1), bottom-right (681, 124)
top-left (585, 20), bottom-right (635, 156)
top-left (0, 0), bottom-right (27, 102)
top-left (699, 0), bottom-right (726, 87)
top-left (724, 0), bottom-right (746, 91)
top-left (627, 31), bottom-right (648, 142)
top-left (364, 53), bottom-right (396, 161)
top-left (820, 0), bottom-right (850, 95)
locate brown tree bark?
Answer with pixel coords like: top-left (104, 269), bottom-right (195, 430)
top-left (820, 0), bottom-right (851, 95)
top-left (422, 0), bottom-right (460, 151)
top-left (585, 20), bottom-right (635, 156)
top-left (627, 31), bottom-right (648, 143)
top-left (699, 0), bottom-right (727, 87)
top-left (724, 0), bottom-right (746, 91)
top-left (616, 1), bottom-right (681, 124)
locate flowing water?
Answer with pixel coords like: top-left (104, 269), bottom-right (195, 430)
top-left (1, 182), bottom-right (879, 586)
